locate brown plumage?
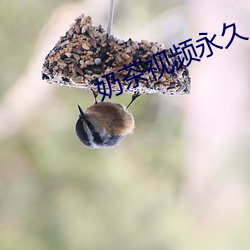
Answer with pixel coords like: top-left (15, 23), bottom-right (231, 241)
top-left (85, 102), bottom-right (134, 136)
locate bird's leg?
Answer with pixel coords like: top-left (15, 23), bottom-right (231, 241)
top-left (126, 92), bottom-right (141, 110)
top-left (90, 89), bottom-right (98, 104)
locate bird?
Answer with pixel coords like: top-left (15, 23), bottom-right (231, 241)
top-left (75, 90), bottom-right (140, 149)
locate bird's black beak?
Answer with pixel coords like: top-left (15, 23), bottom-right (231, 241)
top-left (77, 105), bottom-right (86, 119)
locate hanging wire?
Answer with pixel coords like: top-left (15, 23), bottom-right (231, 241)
top-left (107, 0), bottom-right (115, 34)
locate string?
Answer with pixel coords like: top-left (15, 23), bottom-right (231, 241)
top-left (107, 0), bottom-right (115, 34)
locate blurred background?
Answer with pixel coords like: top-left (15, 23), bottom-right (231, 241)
top-left (0, 0), bottom-right (250, 249)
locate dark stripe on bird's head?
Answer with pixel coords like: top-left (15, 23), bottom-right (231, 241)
top-left (84, 119), bottom-right (103, 145)
top-left (75, 118), bottom-right (92, 147)
top-left (77, 105), bottom-right (103, 146)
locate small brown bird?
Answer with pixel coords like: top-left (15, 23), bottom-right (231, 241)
top-left (75, 91), bottom-right (140, 149)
